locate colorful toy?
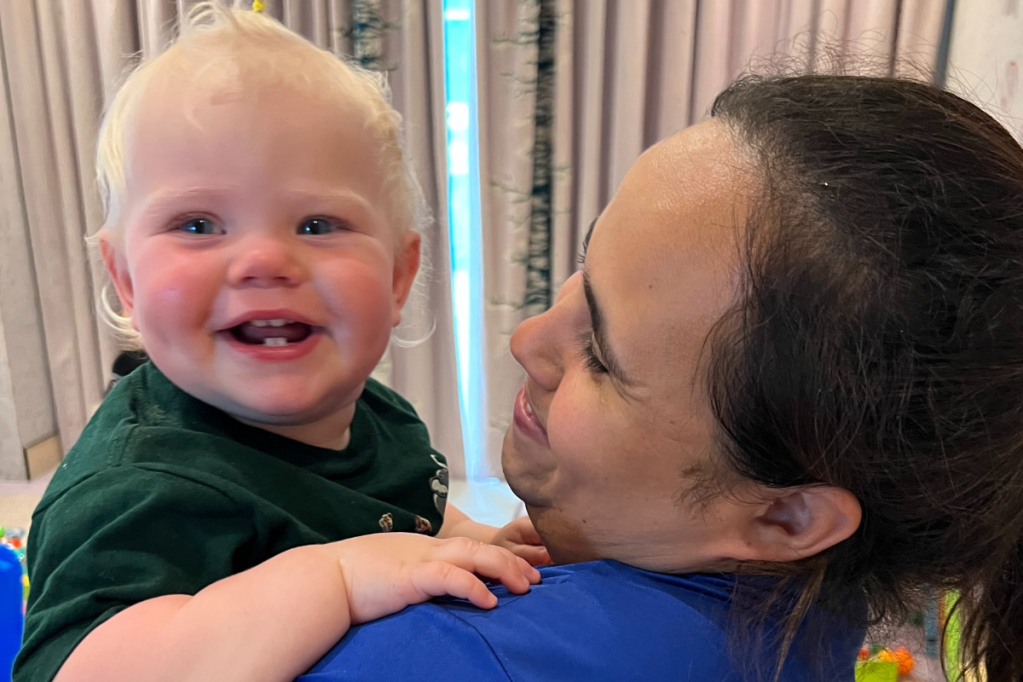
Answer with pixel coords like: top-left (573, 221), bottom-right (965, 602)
top-left (855, 645), bottom-right (915, 682)
top-left (0, 544), bottom-right (23, 679)
top-left (0, 528), bottom-right (29, 612)
top-left (0, 527), bottom-right (26, 565)
top-left (877, 647), bottom-right (915, 676)
top-left (855, 659), bottom-right (898, 682)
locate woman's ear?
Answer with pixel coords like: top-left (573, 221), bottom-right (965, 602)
top-left (391, 231), bottom-right (422, 327)
top-left (99, 232), bottom-right (135, 319)
top-left (741, 486), bottom-right (861, 562)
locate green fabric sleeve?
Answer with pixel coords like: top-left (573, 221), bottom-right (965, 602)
top-left (14, 466), bottom-right (252, 682)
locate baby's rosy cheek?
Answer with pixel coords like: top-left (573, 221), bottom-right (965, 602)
top-left (320, 265), bottom-right (393, 317)
top-left (136, 273), bottom-right (214, 333)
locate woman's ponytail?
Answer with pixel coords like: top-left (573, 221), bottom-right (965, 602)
top-left (709, 74), bottom-right (1023, 682)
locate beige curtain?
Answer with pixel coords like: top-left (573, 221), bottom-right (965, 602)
top-left (475, 0), bottom-right (950, 479)
top-left (0, 0), bottom-right (464, 479)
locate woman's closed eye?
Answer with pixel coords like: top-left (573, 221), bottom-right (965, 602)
top-left (580, 335), bottom-right (609, 375)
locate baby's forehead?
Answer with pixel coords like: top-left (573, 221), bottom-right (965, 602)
top-left (141, 41), bottom-right (368, 119)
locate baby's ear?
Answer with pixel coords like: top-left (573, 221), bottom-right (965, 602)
top-left (99, 232), bottom-right (135, 319)
top-left (391, 231), bottom-right (422, 326)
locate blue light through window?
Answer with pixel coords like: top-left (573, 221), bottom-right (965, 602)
top-left (442, 0), bottom-right (484, 479)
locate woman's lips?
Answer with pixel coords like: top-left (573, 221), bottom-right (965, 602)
top-left (514, 386), bottom-right (549, 446)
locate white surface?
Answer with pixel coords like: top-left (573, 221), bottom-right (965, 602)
top-left (949, 0), bottom-right (1023, 141)
top-left (447, 477), bottom-right (526, 528)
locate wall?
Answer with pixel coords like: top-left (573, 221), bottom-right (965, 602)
top-left (948, 0), bottom-right (1023, 140)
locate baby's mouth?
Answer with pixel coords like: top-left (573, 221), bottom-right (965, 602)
top-left (230, 319), bottom-right (315, 347)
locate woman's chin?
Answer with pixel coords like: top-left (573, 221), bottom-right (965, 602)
top-left (501, 429), bottom-right (558, 508)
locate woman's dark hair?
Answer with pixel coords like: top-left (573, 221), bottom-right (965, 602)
top-left (709, 75), bottom-right (1023, 681)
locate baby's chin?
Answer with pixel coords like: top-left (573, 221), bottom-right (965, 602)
top-left (188, 379), bottom-right (364, 431)
top-left (224, 389), bottom-right (361, 425)
top-left (223, 396), bottom-right (361, 450)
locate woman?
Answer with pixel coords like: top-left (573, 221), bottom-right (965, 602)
top-left (302, 75), bottom-right (1023, 681)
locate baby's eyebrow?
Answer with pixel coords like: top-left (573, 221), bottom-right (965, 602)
top-left (284, 187), bottom-right (374, 211)
top-left (135, 186), bottom-right (239, 216)
top-left (134, 185), bottom-right (377, 220)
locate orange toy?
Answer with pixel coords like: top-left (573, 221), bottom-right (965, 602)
top-left (877, 647), bottom-right (915, 676)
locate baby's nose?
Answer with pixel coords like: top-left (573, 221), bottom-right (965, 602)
top-left (227, 235), bottom-right (303, 287)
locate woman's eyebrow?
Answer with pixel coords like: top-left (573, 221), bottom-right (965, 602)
top-left (582, 271), bottom-right (636, 388)
top-left (581, 218), bottom-right (597, 259)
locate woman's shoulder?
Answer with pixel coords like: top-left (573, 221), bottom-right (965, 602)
top-left (303, 561), bottom-right (864, 682)
top-left (302, 561), bottom-right (738, 682)
top-left (455, 560), bottom-right (738, 678)
top-left (480, 559), bottom-right (738, 632)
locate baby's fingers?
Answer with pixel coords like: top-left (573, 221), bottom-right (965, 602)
top-left (485, 553), bottom-right (540, 594)
top-left (443, 540), bottom-right (540, 594)
top-left (510, 543), bottom-right (552, 567)
top-left (412, 561), bottom-right (498, 609)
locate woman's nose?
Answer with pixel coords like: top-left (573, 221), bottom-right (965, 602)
top-left (509, 272), bottom-right (584, 392)
top-left (226, 233), bottom-right (304, 288)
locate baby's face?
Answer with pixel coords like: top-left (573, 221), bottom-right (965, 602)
top-left (106, 75), bottom-right (417, 432)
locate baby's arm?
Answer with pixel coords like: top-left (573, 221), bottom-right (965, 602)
top-left (440, 504), bottom-right (551, 566)
top-left (439, 503), bottom-right (499, 543)
top-left (54, 535), bottom-right (538, 682)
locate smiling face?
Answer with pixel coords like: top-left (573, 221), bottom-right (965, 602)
top-left (101, 55), bottom-right (418, 447)
top-left (503, 121), bottom-right (761, 572)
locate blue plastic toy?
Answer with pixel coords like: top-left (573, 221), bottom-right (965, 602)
top-left (0, 543), bottom-right (23, 678)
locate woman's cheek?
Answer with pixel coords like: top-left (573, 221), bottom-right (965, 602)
top-left (546, 387), bottom-right (601, 471)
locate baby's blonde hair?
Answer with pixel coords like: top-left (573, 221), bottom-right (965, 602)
top-left (94, 1), bottom-right (431, 348)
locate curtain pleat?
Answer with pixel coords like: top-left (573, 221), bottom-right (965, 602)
top-left (1, 0), bottom-right (99, 461)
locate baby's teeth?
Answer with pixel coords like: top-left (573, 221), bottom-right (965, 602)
top-left (251, 320), bottom-right (270, 327)
top-left (268, 319), bottom-right (288, 327)
top-left (263, 338), bottom-right (288, 347)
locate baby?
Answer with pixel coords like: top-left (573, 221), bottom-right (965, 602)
top-left (15, 5), bottom-right (545, 682)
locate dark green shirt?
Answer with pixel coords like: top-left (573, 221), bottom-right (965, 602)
top-left (14, 363), bottom-right (448, 682)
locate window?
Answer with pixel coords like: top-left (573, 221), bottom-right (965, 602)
top-left (442, 2), bottom-right (526, 525)
top-left (442, 0), bottom-right (484, 479)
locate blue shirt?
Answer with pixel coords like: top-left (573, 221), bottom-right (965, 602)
top-left (300, 560), bottom-right (864, 682)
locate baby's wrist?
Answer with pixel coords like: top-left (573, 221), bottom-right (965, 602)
top-left (463, 520), bottom-right (500, 545)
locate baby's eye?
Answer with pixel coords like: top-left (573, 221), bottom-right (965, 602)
top-left (298, 218), bottom-right (338, 236)
top-left (178, 218), bottom-right (221, 235)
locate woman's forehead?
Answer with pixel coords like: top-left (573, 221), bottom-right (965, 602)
top-left (586, 121), bottom-right (748, 388)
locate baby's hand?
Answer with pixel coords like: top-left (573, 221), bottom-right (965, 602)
top-left (332, 533), bottom-right (540, 624)
top-left (492, 516), bottom-right (551, 566)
